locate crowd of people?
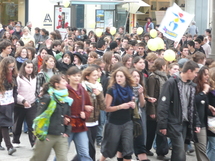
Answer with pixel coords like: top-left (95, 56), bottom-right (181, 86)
top-left (0, 19), bottom-right (214, 161)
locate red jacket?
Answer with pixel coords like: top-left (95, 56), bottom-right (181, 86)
top-left (67, 84), bottom-right (91, 133)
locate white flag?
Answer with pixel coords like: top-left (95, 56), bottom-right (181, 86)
top-left (158, 3), bottom-right (194, 42)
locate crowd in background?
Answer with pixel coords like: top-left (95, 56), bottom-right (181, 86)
top-left (0, 18), bottom-right (214, 161)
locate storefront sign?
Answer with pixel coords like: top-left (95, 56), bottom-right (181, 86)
top-left (54, 6), bottom-right (71, 39)
top-left (43, 14), bottom-right (52, 26)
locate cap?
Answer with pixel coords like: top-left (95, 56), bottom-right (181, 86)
top-left (178, 58), bottom-right (189, 68)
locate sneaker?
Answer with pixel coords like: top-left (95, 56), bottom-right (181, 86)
top-left (146, 150), bottom-right (154, 156)
top-left (0, 145), bottom-right (5, 150)
top-left (8, 148), bottom-right (16, 155)
top-left (157, 155), bottom-right (170, 161)
top-left (12, 143), bottom-right (22, 148)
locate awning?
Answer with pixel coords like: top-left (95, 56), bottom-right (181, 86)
top-left (49, 0), bottom-right (139, 5)
top-left (122, 0), bottom-right (150, 14)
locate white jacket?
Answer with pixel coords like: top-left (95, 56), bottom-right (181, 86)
top-left (17, 75), bottom-right (37, 105)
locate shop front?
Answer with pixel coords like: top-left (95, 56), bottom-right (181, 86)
top-left (0, 0), bottom-right (27, 26)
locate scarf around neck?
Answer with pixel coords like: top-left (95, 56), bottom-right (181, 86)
top-left (82, 80), bottom-right (103, 92)
top-left (16, 57), bottom-right (28, 63)
top-left (112, 83), bottom-right (133, 105)
top-left (33, 87), bottom-right (73, 141)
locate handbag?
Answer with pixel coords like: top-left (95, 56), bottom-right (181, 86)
top-left (208, 116), bottom-right (215, 134)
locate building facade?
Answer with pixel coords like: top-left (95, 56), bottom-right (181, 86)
top-left (0, 0), bottom-right (213, 35)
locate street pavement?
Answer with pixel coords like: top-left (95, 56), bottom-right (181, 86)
top-left (0, 132), bottom-right (197, 161)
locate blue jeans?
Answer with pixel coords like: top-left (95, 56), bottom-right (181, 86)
top-left (207, 136), bottom-right (215, 161)
top-left (96, 110), bottom-right (106, 144)
top-left (68, 131), bottom-right (92, 161)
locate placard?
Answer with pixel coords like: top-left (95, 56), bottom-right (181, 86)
top-left (54, 6), bottom-right (72, 39)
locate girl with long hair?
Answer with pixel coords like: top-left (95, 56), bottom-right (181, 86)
top-left (193, 66), bottom-right (210, 161)
top-left (99, 66), bottom-right (135, 161)
top-left (30, 74), bottom-right (72, 161)
top-left (0, 56), bottom-right (18, 155)
top-left (66, 66), bottom-right (93, 161)
top-left (129, 68), bottom-right (149, 161)
top-left (12, 60), bottom-right (37, 148)
top-left (81, 66), bottom-right (106, 161)
top-left (146, 58), bottom-right (169, 159)
top-left (36, 55), bottom-right (58, 97)
top-left (206, 67), bottom-right (215, 160)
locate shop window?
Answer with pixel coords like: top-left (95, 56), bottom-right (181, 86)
top-left (95, 9), bottom-right (115, 29)
top-left (0, 0), bottom-right (25, 25)
top-left (75, 4), bottom-right (84, 28)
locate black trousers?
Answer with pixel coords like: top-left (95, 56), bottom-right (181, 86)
top-left (87, 126), bottom-right (98, 161)
top-left (146, 119), bottom-right (157, 151)
top-left (12, 103), bottom-right (37, 147)
top-left (146, 119), bottom-right (168, 156)
top-left (0, 127), bottom-right (13, 150)
top-left (72, 126), bottom-right (98, 161)
top-left (133, 119), bottom-right (147, 156)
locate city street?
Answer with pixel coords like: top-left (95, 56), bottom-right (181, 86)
top-left (0, 132), bottom-right (197, 161)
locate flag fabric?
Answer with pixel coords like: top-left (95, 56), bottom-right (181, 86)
top-left (158, 3), bottom-right (194, 42)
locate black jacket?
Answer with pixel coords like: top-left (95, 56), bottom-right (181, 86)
top-left (56, 61), bottom-right (74, 74)
top-left (207, 92), bottom-right (215, 136)
top-left (157, 76), bottom-right (201, 141)
top-left (37, 94), bottom-right (71, 136)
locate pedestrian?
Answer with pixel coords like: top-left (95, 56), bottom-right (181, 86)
top-left (130, 68), bottom-right (150, 161)
top-left (15, 47), bottom-right (29, 70)
top-left (146, 58), bottom-right (169, 160)
top-left (0, 56), bottom-right (18, 155)
top-left (122, 54), bottom-right (133, 69)
top-left (32, 48), bottom-right (48, 72)
top-left (56, 51), bottom-right (74, 74)
top-left (12, 60), bottom-right (37, 148)
top-left (157, 60), bottom-right (201, 161)
top-left (99, 66), bottom-right (135, 161)
top-left (193, 66), bottom-right (210, 161)
top-left (20, 27), bottom-right (35, 46)
top-left (207, 67), bottom-right (215, 161)
top-left (144, 17), bottom-right (154, 33)
top-left (30, 74), bottom-right (73, 161)
top-left (36, 55), bottom-right (58, 97)
top-left (188, 21), bottom-right (198, 37)
top-left (66, 66), bottom-right (93, 161)
top-left (81, 66), bottom-right (106, 161)
top-left (0, 40), bottom-right (12, 61)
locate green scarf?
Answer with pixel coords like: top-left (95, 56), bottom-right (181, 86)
top-left (33, 87), bottom-right (73, 141)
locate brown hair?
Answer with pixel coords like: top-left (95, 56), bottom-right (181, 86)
top-left (19, 59), bottom-right (37, 79)
top-left (192, 51), bottom-right (206, 63)
top-left (103, 51), bottom-right (113, 72)
top-left (168, 62), bottom-right (179, 70)
top-left (209, 67), bottom-right (215, 90)
top-left (40, 55), bottom-right (57, 73)
top-left (41, 74), bottom-right (64, 96)
top-left (145, 52), bottom-right (158, 61)
top-left (122, 54), bottom-right (132, 66)
top-left (82, 66), bottom-right (97, 81)
top-left (89, 51), bottom-right (98, 59)
top-left (108, 66), bottom-right (135, 88)
top-left (15, 47), bottom-right (28, 58)
top-left (151, 58), bottom-right (166, 72)
top-left (0, 56), bottom-right (18, 93)
top-left (194, 66), bottom-right (208, 93)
